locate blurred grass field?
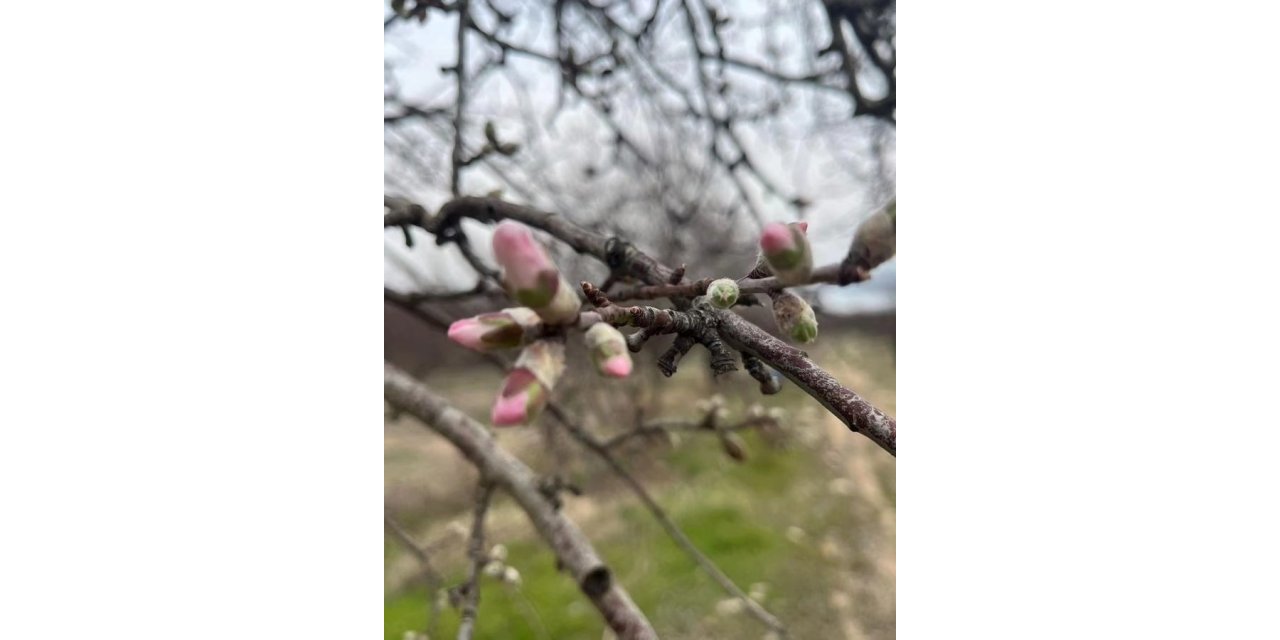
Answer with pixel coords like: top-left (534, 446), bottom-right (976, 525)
top-left (385, 322), bottom-right (895, 640)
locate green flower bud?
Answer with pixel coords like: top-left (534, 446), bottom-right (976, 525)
top-left (771, 291), bottom-right (818, 344)
top-left (706, 278), bottom-right (740, 308)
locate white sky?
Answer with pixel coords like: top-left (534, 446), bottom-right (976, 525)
top-left (384, 2), bottom-right (895, 313)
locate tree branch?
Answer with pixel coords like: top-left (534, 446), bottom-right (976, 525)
top-left (547, 405), bottom-right (789, 636)
top-left (456, 481), bottom-right (494, 640)
top-left (385, 195), bottom-right (896, 456)
top-left (384, 364), bottom-right (658, 640)
top-left (714, 309), bottom-right (895, 455)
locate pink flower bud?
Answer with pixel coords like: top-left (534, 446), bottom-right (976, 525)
top-left (491, 221), bottom-right (581, 324)
top-left (490, 340), bottom-right (565, 426)
top-left (491, 369), bottom-right (545, 426)
top-left (447, 307), bottom-right (541, 352)
top-left (758, 221), bottom-right (813, 285)
top-left (584, 323), bottom-right (632, 378)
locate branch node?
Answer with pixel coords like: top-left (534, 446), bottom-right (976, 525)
top-left (657, 334), bottom-right (696, 377)
top-left (581, 281), bottom-right (612, 308)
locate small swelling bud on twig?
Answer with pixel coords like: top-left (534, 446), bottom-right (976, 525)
top-left (584, 323), bottom-right (633, 378)
top-left (719, 431), bottom-right (748, 462)
top-left (706, 278), bottom-right (740, 308)
top-left (770, 291), bottom-right (818, 344)
top-left (848, 201), bottom-right (896, 272)
top-left (491, 221), bottom-right (581, 324)
top-left (491, 339), bottom-right (566, 426)
top-left (447, 307), bottom-right (541, 351)
top-left (758, 221), bottom-right (812, 285)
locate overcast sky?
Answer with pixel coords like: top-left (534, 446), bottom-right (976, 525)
top-left (384, 3), bottom-right (895, 313)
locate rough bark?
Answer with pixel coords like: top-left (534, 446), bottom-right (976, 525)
top-left (384, 363), bottom-right (659, 640)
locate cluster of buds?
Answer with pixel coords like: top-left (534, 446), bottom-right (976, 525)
top-left (758, 221), bottom-right (812, 285)
top-left (443, 221), bottom-right (635, 427)
top-left (481, 543), bottom-right (522, 586)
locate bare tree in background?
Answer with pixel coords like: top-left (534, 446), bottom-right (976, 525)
top-left (384, 1), bottom-right (895, 638)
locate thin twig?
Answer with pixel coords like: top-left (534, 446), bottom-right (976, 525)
top-left (457, 481), bottom-right (495, 640)
top-left (547, 405), bottom-right (789, 636)
top-left (385, 511), bottom-right (447, 639)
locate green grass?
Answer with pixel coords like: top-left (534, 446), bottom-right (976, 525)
top-left (387, 427), bottom-right (882, 640)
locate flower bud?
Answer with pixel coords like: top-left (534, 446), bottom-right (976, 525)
top-left (849, 202), bottom-right (896, 272)
top-left (719, 432), bottom-right (747, 462)
top-left (770, 291), bottom-right (818, 344)
top-left (758, 221), bottom-right (812, 285)
top-left (447, 307), bottom-right (541, 351)
top-left (501, 566), bottom-right (522, 586)
top-left (491, 340), bottom-right (566, 426)
top-left (706, 278), bottom-right (740, 308)
top-left (491, 221), bottom-right (581, 324)
top-left (583, 323), bottom-right (632, 378)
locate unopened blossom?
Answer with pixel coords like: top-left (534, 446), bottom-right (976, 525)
top-left (490, 340), bottom-right (566, 426)
top-left (447, 307), bottom-right (541, 351)
top-left (583, 322), bottom-right (632, 378)
top-left (770, 290), bottom-right (818, 344)
top-left (758, 221), bottom-right (812, 285)
top-left (706, 278), bottom-right (740, 309)
top-left (719, 432), bottom-right (747, 462)
top-left (848, 201), bottom-right (896, 272)
top-left (491, 221), bottom-right (581, 324)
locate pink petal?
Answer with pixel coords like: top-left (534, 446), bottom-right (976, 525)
top-left (493, 222), bottom-right (555, 289)
top-left (491, 390), bottom-right (529, 425)
top-left (759, 222), bottom-right (795, 254)
top-left (601, 355), bottom-right (632, 378)
top-left (447, 318), bottom-right (487, 350)
top-left (796, 221), bottom-right (809, 233)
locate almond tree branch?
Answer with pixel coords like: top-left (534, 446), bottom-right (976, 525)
top-left (545, 405), bottom-right (789, 636)
top-left (714, 309), bottom-right (896, 455)
top-left (384, 363), bottom-right (658, 640)
top-left (384, 195), bottom-right (896, 456)
top-left (384, 511), bottom-right (447, 639)
top-left (607, 263), bottom-right (872, 303)
top-left (602, 414), bottom-right (777, 450)
top-left (390, 306), bottom-right (790, 635)
top-left (450, 0), bottom-right (470, 195)
top-left (457, 481), bottom-right (494, 640)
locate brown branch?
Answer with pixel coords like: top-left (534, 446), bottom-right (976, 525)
top-left (385, 511), bottom-right (447, 639)
top-left (386, 195), bottom-right (895, 455)
top-left (602, 414), bottom-right (777, 450)
top-left (714, 309), bottom-right (895, 455)
top-left (456, 481), bottom-right (494, 640)
top-left (546, 405), bottom-right (789, 636)
top-left (385, 512), bottom-right (445, 587)
top-left (384, 364), bottom-right (658, 640)
top-left (607, 264), bottom-right (871, 303)
top-left (392, 308), bottom-right (790, 635)
top-left (450, 0), bottom-right (470, 195)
